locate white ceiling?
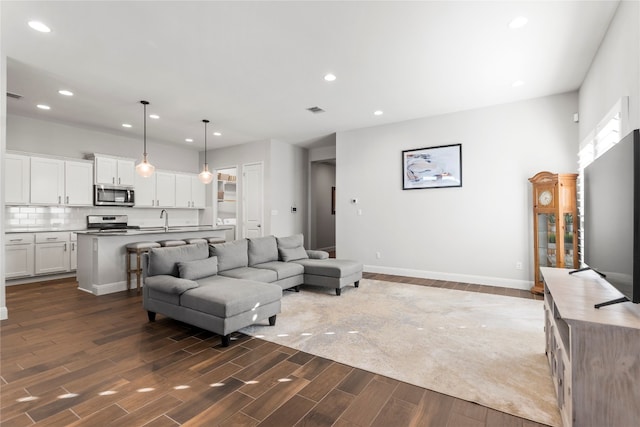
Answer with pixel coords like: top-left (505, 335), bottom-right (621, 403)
top-left (1, 1), bottom-right (619, 151)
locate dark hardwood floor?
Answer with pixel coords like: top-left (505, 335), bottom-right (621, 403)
top-left (1, 274), bottom-right (548, 426)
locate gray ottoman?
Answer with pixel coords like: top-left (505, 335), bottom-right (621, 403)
top-left (293, 258), bottom-right (363, 295)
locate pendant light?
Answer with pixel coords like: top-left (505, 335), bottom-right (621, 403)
top-left (198, 119), bottom-right (214, 184)
top-left (135, 100), bottom-right (155, 178)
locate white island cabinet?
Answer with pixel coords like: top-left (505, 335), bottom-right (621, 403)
top-left (76, 226), bottom-right (233, 295)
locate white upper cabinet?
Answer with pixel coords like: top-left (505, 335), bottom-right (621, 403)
top-left (175, 174), bottom-right (206, 208)
top-left (95, 156), bottom-right (135, 186)
top-left (5, 153), bottom-right (30, 205)
top-left (30, 157), bottom-right (65, 205)
top-left (155, 171), bottom-right (176, 208)
top-left (29, 156), bottom-right (93, 206)
top-left (134, 170), bottom-right (175, 208)
top-left (64, 161), bottom-right (93, 206)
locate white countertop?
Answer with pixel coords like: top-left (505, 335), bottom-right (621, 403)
top-left (6, 225), bottom-right (233, 235)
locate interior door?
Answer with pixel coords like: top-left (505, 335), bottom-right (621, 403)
top-left (242, 162), bottom-right (264, 238)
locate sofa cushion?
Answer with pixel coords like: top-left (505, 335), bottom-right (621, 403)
top-left (210, 239), bottom-right (249, 272)
top-left (253, 261), bottom-right (304, 280)
top-left (144, 274), bottom-right (199, 294)
top-left (148, 243), bottom-right (209, 277)
top-left (276, 233), bottom-right (305, 250)
top-left (180, 277), bottom-right (282, 318)
top-left (219, 267), bottom-right (278, 283)
top-left (248, 236), bottom-right (279, 266)
top-left (279, 245), bottom-right (309, 262)
top-left (292, 258), bottom-right (364, 278)
top-left (306, 250), bottom-right (330, 260)
top-left (178, 256), bottom-right (218, 280)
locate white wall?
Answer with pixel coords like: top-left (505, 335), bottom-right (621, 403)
top-left (7, 114), bottom-right (200, 173)
top-left (1, 53), bottom-right (7, 319)
top-left (336, 92), bottom-right (579, 289)
top-left (270, 140), bottom-right (308, 237)
top-left (579, 0), bottom-right (640, 140)
top-left (310, 162), bottom-right (336, 250)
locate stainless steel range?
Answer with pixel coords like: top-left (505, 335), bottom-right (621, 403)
top-left (87, 215), bottom-right (140, 232)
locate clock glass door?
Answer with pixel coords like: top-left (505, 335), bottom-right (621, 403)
top-left (563, 213), bottom-right (576, 269)
top-left (537, 213), bottom-right (556, 268)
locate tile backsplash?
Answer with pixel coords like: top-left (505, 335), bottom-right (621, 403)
top-left (5, 205), bottom-right (202, 231)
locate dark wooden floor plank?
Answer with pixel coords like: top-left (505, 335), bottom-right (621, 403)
top-left (0, 277), bottom-right (552, 427)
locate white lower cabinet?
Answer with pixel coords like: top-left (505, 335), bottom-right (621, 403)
top-left (34, 232), bottom-right (71, 275)
top-left (5, 234), bottom-right (35, 279)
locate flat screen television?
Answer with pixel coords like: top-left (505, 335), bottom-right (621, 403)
top-left (582, 128), bottom-right (640, 308)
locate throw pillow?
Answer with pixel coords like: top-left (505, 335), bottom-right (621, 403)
top-left (276, 233), bottom-right (305, 249)
top-left (178, 256), bottom-right (218, 280)
top-left (279, 245), bottom-right (309, 262)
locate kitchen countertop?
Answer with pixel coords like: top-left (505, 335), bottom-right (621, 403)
top-left (77, 225), bottom-right (233, 236)
top-left (6, 225), bottom-right (233, 235)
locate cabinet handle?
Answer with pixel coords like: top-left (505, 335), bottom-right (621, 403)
top-left (64, 243), bottom-right (67, 251)
top-left (10, 239), bottom-right (23, 242)
top-left (66, 196), bottom-right (69, 204)
top-left (112, 177), bottom-right (115, 184)
top-left (118, 177), bottom-right (121, 185)
top-left (71, 242), bottom-right (75, 250)
top-left (46, 237), bottom-right (58, 241)
top-left (58, 196), bottom-right (61, 204)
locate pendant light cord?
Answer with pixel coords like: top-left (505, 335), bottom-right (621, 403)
top-left (141, 100), bottom-right (149, 157)
top-left (203, 119), bottom-right (210, 164)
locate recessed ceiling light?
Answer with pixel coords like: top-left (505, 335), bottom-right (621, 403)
top-left (36, 104), bottom-right (50, 110)
top-left (374, 110), bottom-right (384, 116)
top-left (122, 123), bottom-right (132, 128)
top-left (58, 90), bottom-right (73, 96)
top-left (512, 80), bottom-right (524, 87)
top-left (508, 16), bottom-right (528, 29)
top-left (149, 114), bottom-right (160, 119)
top-left (185, 138), bottom-right (193, 142)
top-left (213, 132), bottom-right (222, 136)
top-left (324, 73), bottom-right (337, 82)
top-left (28, 21), bottom-right (51, 33)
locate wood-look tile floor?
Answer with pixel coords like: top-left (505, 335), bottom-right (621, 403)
top-left (1, 274), bottom-right (548, 427)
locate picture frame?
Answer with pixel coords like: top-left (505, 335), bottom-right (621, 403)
top-left (402, 143), bottom-right (462, 190)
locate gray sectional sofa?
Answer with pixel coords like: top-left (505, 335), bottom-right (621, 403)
top-left (142, 234), bottom-right (362, 346)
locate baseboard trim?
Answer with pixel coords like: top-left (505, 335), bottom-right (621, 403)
top-left (0, 306), bottom-right (7, 320)
top-left (364, 265), bottom-right (533, 291)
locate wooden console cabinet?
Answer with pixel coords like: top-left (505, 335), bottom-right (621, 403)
top-left (541, 267), bottom-right (640, 427)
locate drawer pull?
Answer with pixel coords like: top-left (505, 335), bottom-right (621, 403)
top-left (9, 239), bottom-right (23, 242)
top-left (46, 237), bottom-right (59, 241)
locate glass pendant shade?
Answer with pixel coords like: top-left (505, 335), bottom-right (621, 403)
top-left (198, 119), bottom-right (213, 184)
top-left (198, 163), bottom-right (214, 184)
top-left (136, 154), bottom-right (155, 178)
top-left (136, 100), bottom-right (155, 178)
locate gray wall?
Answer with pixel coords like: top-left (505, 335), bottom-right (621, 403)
top-left (578, 0), bottom-right (639, 140)
top-left (270, 140), bottom-right (308, 237)
top-left (336, 92), bottom-right (579, 289)
top-left (310, 162), bottom-right (336, 250)
top-left (7, 114), bottom-right (200, 172)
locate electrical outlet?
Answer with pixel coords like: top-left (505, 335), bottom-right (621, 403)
top-left (376, 251), bottom-right (381, 259)
top-left (516, 261), bottom-right (523, 270)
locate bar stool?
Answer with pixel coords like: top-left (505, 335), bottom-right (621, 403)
top-left (184, 238), bottom-right (208, 245)
top-left (126, 241), bottom-right (160, 294)
top-left (157, 240), bottom-right (187, 247)
top-left (206, 237), bottom-right (225, 244)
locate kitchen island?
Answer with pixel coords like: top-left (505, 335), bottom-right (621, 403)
top-left (76, 226), bottom-right (234, 295)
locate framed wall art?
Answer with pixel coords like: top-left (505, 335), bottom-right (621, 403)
top-left (402, 143), bottom-right (462, 190)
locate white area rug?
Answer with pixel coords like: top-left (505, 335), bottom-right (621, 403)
top-left (241, 279), bottom-right (561, 426)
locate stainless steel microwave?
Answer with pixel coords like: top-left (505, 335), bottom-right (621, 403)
top-left (94, 185), bottom-right (135, 207)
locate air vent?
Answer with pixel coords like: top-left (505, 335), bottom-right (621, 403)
top-left (7, 92), bottom-right (23, 100)
top-left (306, 106), bottom-right (325, 114)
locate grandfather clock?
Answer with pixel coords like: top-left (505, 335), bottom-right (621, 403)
top-left (529, 172), bottom-right (579, 295)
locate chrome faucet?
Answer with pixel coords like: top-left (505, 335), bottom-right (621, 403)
top-left (160, 209), bottom-right (169, 231)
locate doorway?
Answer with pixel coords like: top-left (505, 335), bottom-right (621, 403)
top-left (214, 166), bottom-right (238, 231)
top-left (242, 162), bottom-right (264, 238)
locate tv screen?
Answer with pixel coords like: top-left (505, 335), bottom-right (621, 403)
top-left (584, 129), bottom-right (640, 304)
